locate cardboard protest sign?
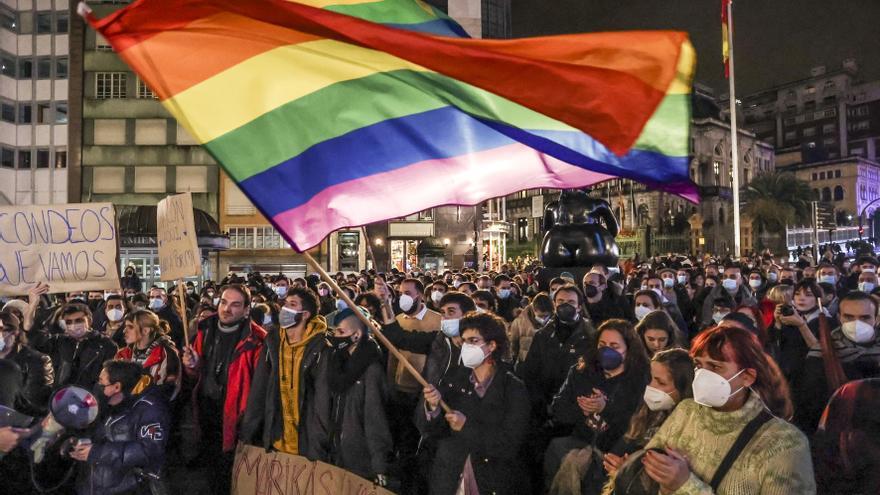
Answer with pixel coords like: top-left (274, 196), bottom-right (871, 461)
top-left (157, 192), bottom-right (201, 281)
top-left (232, 444), bottom-right (394, 495)
top-left (0, 203), bottom-right (120, 295)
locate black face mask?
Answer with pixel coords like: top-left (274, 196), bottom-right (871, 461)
top-left (584, 285), bottom-right (599, 299)
top-left (555, 303), bottom-right (581, 325)
top-left (92, 383), bottom-right (112, 413)
top-left (325, 334), bottom-right (356, 352)
top-left (780, 278), bottom-right (795, 286)
top-left (87, 299), bottom-right (102, 311)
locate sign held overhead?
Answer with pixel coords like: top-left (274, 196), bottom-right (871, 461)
top-left (157, 192), bottom-right (202, 281)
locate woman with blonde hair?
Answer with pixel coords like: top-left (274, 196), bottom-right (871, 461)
top-left (115, 309), bottom-right (181, 400)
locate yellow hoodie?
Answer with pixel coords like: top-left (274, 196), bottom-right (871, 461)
top-left (273, 315), bottom-right (327, 454)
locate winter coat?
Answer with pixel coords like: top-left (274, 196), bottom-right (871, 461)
top-left (520, 318), bottom-right (595, 422)
top-left (550, 363), bottom-right (649, 452)
top-left (154, 304), bottom-right (186, 353)
top-left (187, 316), bottom-right (267, 452)
top-left (115, 335), bottom-right (182, 401)
top-left (508, 307), bottom-right (543, 364)
top-left (30, 329), bottom-right (117, 389)
top-left (699, 284), bottom-right (758, 326)
top-left (322, 339), bottom-right (392, 479)
top-left (585, 290), bottom-right (634, 327)
top-left (425, 366), bottom-right (531, 495)
top-left (239, 318), bottom-right (326, 456)
top-left (77, 385), bottom-right (171, 495)
top-left (6, 342), bottom-right (54, 416)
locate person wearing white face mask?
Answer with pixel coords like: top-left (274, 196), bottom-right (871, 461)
top-left (148, 287), bottom-right (186, 352)
top-left (27, 302), bottom-right (117, 390)
top-left (422, 312), bottom-right (530, 495)
top-left (699, 263), bottom-right (757, 328)
top-left (100, 294), bottom-right (129, 347)
top-left (602, 349), bottom-right (694, 479)
top-left (857, 269), bottom-right (879, 294)
top-left (641, 325), bottom-right (816, 494)
top-left (240, 287), bottom-right (327, 459)
top-left (508, 293), bottom-right (554, 368)
top-left (802, 291), bottom-right (880, 432)
top-left (427, 281), bottom-right (449, 312)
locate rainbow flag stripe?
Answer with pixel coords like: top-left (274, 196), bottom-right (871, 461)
top-left (84, 0), bottom-right (696, 250)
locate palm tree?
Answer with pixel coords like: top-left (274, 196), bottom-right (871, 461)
top-left (741, 171), bottom-right (814, 252)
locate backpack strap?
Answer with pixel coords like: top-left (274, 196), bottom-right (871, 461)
top-left (709, 410), bottom-right (772, 491)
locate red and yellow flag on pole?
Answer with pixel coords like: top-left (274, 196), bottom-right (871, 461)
top-left (721, 0), bottom-right (731, 78)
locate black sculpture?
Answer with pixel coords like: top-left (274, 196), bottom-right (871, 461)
top-left (540, 189), bottom-right (620, 267)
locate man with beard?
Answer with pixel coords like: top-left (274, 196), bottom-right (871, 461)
top-left (583, 270), bottom-right (633, 326)
top-left (387, 278), bottom-right (440, 493)
top-left (520, 284), bottom-right (596, 493)
top-left (182, 285), bottom-right (266, 494)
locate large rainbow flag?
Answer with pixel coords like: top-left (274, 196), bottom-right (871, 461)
top-left (82, 0), bottom-right (697, 251)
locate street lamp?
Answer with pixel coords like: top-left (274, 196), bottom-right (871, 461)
top-left (374, 238), bottom-right (383, 246)
top-left (443, 238), bottom-right (450, 247)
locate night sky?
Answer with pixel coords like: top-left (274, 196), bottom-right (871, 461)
top-left (510, 0), bottom-right (880, 95)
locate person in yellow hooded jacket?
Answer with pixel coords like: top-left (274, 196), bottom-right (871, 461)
top-left (240, 287), bottom-right (329, 457)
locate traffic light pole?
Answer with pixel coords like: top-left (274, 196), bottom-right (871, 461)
top-left (812, 201), bottom-right (819, 262)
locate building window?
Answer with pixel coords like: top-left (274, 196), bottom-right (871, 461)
top-left (54, 103), bottom-right (67, 123)
top-left (811, 173), bottom-right (818, 181)
top-left (35, 149), bottom-right (49, 168)
top-left (133, 166), bottom-right (166, 193)
top-left (17, 103), bottom-right (30, 124)
top-left (36, 57), bottom-right (51, 79)
top-left (17, 150), bottom-right (30, 169)
top-left (92, 166), bottom-right (125, 194)
top-left (784, 130), bottom-right (797, 141)
top-left (225, 179), bottom-right (256, 215)
top-left (0, 6), bottom-right (17, 33)
top-left (819, 172), bottom-right (825, 180)
top-left (418, 209), bottom-right (434, 221)
top-left (713, 160), bottom-right (721, 186)
top-left (0, 53), bottom-right (14, 78)
top-left (95, 33), bottom-right (113, 51)
top-left (56, 13), bottom-right (68, 33)
top-left (55, 57), bottom-right (67, 79)
top-left (35, 12), bottom-right (52, 34)
top-left (175, 166), bottom-right (208, 193)
top-left (55, 150), bottom-right (66, 168)
top-left (821, 187), bottom-right (831, 202)
top-left (822, 123), bottom-right (835, 134)
top-left (517, 218), bottom-right (529, 243)
top-left (803, 127), bottom-right (816, 137)
top-left (823, 137), bottom-right (836, 147)
top-left (228, 226), bottom-right (290, 250)
top-left (93, 119), bottom-right (127, 145)
top-left (834, 186), bottom-right (844, 201)
top-left (136, 78), bottom-right (157, 99)
top-left (835, 170), bottom-right (841, 178)
top-left (176, 125), bottom-right (199, 145)
top-left (96, 72), bottom-right (127, 99)
top-left (0, 102), bottom-right (14, 123)
top-left (135, 119), bottom-right (167, 145)
top-left (852, 147), bottom-right (865, 156)
top-left (18, 59), bottom-right (31, 79)
top-left (0, 147), bottom-right (13, 168)
top-left (36, 103), bottom-right (51, 124)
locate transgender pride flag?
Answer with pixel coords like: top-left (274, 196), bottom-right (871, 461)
top-left (82, 0), bottom-right (697, 251)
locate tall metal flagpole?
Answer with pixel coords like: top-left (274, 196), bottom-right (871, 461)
top-left (727, 0), bottom-right (742, 258)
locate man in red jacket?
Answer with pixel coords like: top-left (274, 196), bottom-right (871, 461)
top-left (183, 284), bottom-right (266, 494)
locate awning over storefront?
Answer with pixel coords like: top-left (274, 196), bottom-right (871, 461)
top-left (417, 237), bottom-right (446, 257)
top-left (116, 205), bottom-right (229, 250)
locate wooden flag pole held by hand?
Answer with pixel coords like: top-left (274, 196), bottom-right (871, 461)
top-left (176, 279), bottom-right (190, 345)
top-left (301, 251), bottom-right (450, 414)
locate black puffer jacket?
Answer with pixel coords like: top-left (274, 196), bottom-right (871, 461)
top-left (29, 329), bottom-right (117, 389)
top-left (520, 318), bottom-right (595, 422)
top-left (77, 385), bottom-right (171, 495)
top-left (6, 343), bottom-right (54, 416)
top-left (321, 338), bottom-right (392, 479)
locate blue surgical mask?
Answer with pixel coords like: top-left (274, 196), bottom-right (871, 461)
top-left (498, 289), bottom-right (511, 299)
top-left (336, 299), bottom-right (348, 312)
top-left (722, 279), bottom-right (738, 292)
top-left (819, 275), bottom-right (836, 285)
top-left (149, 297), bottom-right (164, 310)
top-left (859, 282), bottom-right (876, 293)
top-left (767, 272), bottom-right (779, 282)
top-left (440, 318), bottom-right (460, 338)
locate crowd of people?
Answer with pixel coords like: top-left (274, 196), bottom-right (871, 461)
top-left (0, 249), bottom-right (878, 494)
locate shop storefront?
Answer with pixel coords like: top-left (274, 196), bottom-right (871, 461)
top-left (117, 205), bottom-right (229, 291)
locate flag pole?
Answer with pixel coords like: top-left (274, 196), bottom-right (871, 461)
top-left (727, 0), bottom-right (742, 258)
top-left (301, 250), bottom-right (451, 413)
top-left (361, 226), bottom-right (380, 272)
